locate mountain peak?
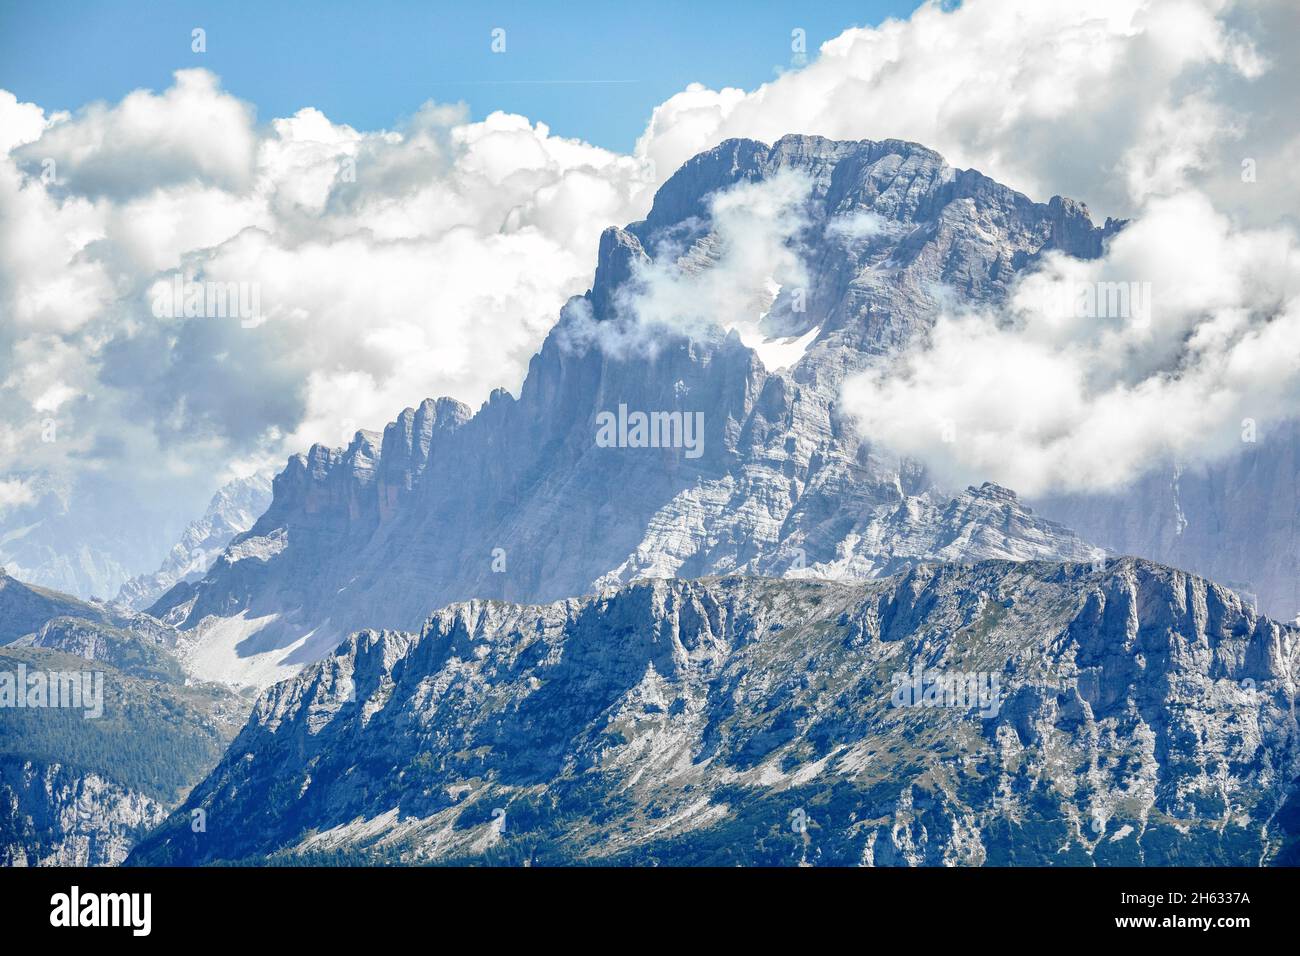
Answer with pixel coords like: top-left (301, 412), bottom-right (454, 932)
top-left (150, 134), bottom-right (1114, 689)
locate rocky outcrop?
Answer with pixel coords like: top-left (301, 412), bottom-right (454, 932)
top-left (128, 559), bottom-right (1300, 866)
top-left (0, 760), bottom-right (168, 867)
top-left (12, 616), bottom-right (184, 683)
top-left (0, 567), bottom-right (119, 645)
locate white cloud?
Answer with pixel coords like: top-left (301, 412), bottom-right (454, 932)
top-left (0, 478), bottom-right (35, 514)
top-left (0, 75), bottom-right (657, 482)
top-left (826, 209), bottom-right (887, 242)
top-left (633, 171), bottom-right (810, 333)
top-left (0, 71), bottom-right (659, 580)
top-left (555, 170), bottom-right (816, 366)
top-left (636, 0), bottom-right (1292, 223)
top-left (14, 69), bottom-right (258, 198)
top-left (841, 191), bottom-right (1300, 494)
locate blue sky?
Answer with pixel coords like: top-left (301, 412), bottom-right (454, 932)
top-left (0, 0), bottom-right (923, 152)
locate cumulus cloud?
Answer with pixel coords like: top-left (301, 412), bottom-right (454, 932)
top-left (0, 70), bottom-right (657, 587)
top-left (637, 0), bottom-right (1292, 224)
top-left (0, 477), bottom-right (35, 515)
top-left (0, 74), bottom-right (655, 476)
top-left (13, 70), bottom-right (258, 199)
top-left (841, 191), bottom-right (1300, 494)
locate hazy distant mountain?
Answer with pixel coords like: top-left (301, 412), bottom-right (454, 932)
top-left (1034, 424), bottom-right (1300, 624)
top-left (128, 558), bottom-right (1300, 866)
top-left (115, 475), bottom-right (273, 611)
top-left (0, 473), bottom-right (183, 602)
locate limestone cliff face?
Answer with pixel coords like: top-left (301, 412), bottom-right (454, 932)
top-left (0, 759), bottom-right (168, 867)
top-left (129, 559), bottom-right (1300, 867)
top-left (153, 135), bottom-right (1114, 688)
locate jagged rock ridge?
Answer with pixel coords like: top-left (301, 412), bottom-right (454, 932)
top-left (128, 559), bottom-right (1300, 866)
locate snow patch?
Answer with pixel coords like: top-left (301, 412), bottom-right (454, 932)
top-left (178, 610), bottom-right (329, 689)
top-left (734, 324), bottom-right (821, 372)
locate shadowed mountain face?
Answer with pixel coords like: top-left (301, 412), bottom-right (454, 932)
top-left (152, 135), bottom-right (1117, 688)
top-left (1035, 423), bottom-right (1300, 624)
top-left (128, 559), bottom-right (1300, 867)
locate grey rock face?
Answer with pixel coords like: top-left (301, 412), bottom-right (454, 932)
top-left (0, 760), bottom-right (168, 867)
top-left (115, 475), bottom-right (273, 611)
top-left (128, 559), bottom-right (1300, 866)
top-left (155, 135), bottom-right (1114, 687)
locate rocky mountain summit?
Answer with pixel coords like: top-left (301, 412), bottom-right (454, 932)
top-left (129, 558), bottom-right (1300, 866)
top-left (153, 135), bottom-right (1117, 689)
top-left (115, 475), bottom-right (273, 611)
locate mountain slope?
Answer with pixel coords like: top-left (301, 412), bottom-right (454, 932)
top-left (11, 617), bottom-right (185, 684)
top-left (0, 567), bottom-right (118, 645)
top-left (0, 568), bottom-right (247, 864)
top-left (0, 645), bottom-right (247, 866)
top-left (128, 559), bottom-right (1300, 866)
top-left (0, 565), bottom-right (177, 654)
top-left (153, 135), bottom-right (1115, 688)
